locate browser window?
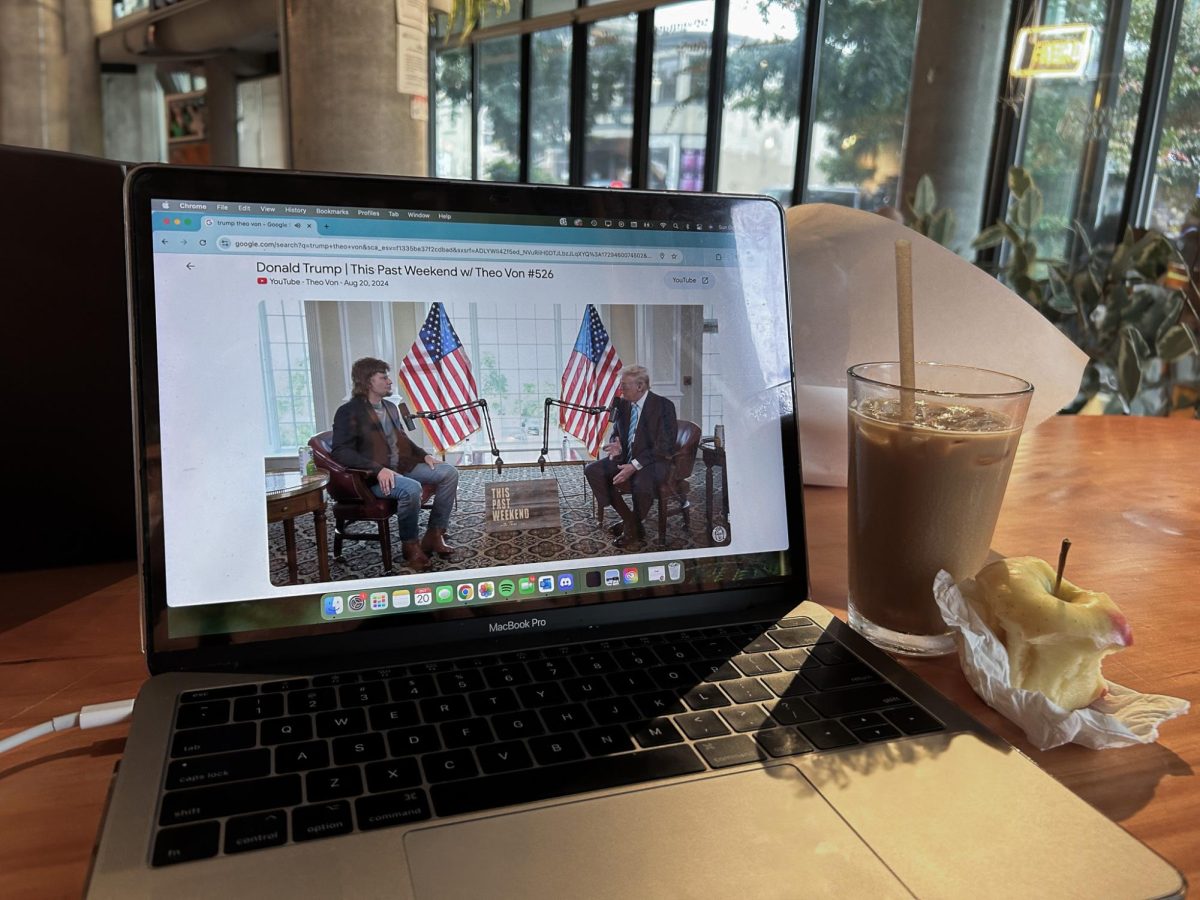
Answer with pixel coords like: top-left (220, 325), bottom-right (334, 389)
top-left (148, 197), bottom-right (792, 637)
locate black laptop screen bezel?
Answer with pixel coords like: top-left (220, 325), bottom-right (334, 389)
top-left (125, 165), bottom-right (809, 674)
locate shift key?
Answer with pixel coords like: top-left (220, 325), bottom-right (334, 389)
top-left (159, 775), bottom-right (302, 826)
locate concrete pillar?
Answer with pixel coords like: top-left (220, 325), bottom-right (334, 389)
top-left (283, 0), bottom-right (428, 175)
top-left (102, 64), bottom-right (166, 162)
top-left (204, 54), bottom-right (240, 166)
top-left (0, 0), bottom-right (70, 149)
top-left (65, 0), bottom-right (106, 155)
top-left (899, 0), bottom-right (1011, 247)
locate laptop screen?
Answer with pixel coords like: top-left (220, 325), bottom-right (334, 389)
top-left (129, 170), bottom-right (801, 661)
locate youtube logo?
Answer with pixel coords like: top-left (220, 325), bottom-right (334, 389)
top-left (257, 277), bottom-right (268, 284)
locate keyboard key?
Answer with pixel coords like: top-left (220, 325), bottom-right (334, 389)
top-left (469, 688), bottom-right (519, 716)
top-left (288, 688), bottom-right (337, 715)
top-left (737, 635), bottom-right (779, 654)
top-left (650, 665), bottom-right (696, 692)
top-left (368, 701), bottom-right (419, 732)
top-left (630, 718), bottom-right (684, 748)
top-left (437, 670), bottom-right (486, 694)
top-left (541, 703), bottom-right (593, 733)
top-left (175, 700), bottom-right (230, 730)
top-left (170, 722), bottom-right (256, 758)
top-left (693, 660), bottom-right (742, 682)
top-left (356, 789), bottom-right (432, 831)
top-left (721, 679), bottom-right (774, 705)
top-left (477, 740), bottom-right (535, 774)
top-left (807, 684), bottom-right (913, 718)
top-left (852, 723), bottom-right (903, 743)
top-left (260, 715), bottom-right (314, 745)
top-left (730, 654), bottom-right (779, 677)
top-left (529, 733), bottom-right (586, 766)
top-left (159, 775), bottom-right (301, 826)
top-left (423, 749), bottom-right (479, 782)
top-left (180, 685), bottom-right (255, 704)
top-left (419, 694), bottom-right (471, 723)
top-left (605, 670), bottom-right (656, 694)
top-left (798, 720), bottom-right (859, 751)
top-left (390, 674), bottom-right (437, 700)
top-left (755, 728), bottom-right (815, 758)
top-left (586, 696), bottom-right (640, 725)
top-left (761, 673), bottom-right (815, 698)
top-left (720, 705), bottom-right (773, 733)
top-left (274, 740), bottom-right (330, 773)
top-left (808, 642), bottom-right (855, 666)
top-left (801, 662), bottom-right (881, 691)
top-left (696, 735), bottom-right (769, 769)
top-left (312, 672), bottom-right (359, 687)
top-left (292, 801), bottom-right (353, 842)
top-left (365, 758), bottom-right (422, 793)
top-left (575, 653), bottom-right (617, 675)
top-left (527, 658), bottom-right (576, 681)
top-left (231, 696), bottom-right (283, 724)
top-left (165, 748), bottom-right (270, 789)
top-left (580, 725), bottom-right (634, 756)
top-left (563, 675), bottom-right (612, 703)
top-left (882, 705), bottom-right (944, 735)
top-left (692, 637), bottom-right (737, 658)
top-left (364, 666), bottom-right (404, 681)
top-left (484, 664), bottom-right (531, 688)
top-left (333, 732), bottom-right (386, 765)
top-left (224, 810), bottom-right (288, 854)
top-left (675, 711), bottom-right (730, 740)
top-left (315, 709), bottom-right (368, 738)
top-left (431, 746), bottom-right (705, 817)
top-left (770, 626), bottom-right (826, 649)
top-left (387, 724), bottom-right (441, 757)
top-left (492, 711), bottom-right (545, 741)
top-left (499, 649), bottom-right (541, 664)
top-left (612, 647), bottom-right (660, 669)
top-left (306, 766), bottom-right (364, 802)
top-left (656, 643), bottom-right (700, 663)
top-left (777, 616), bottom-right (815, 628)
top-left (769, 648), bottom-right (813, 671)
top-left (441, 717), bottom-right (494, 749)
top-left (262, 678), bottom-right (309, 693)
top-left (840, 712), bottom-right (885, 730)
top-left (633, 691), bottom-right (685, 717)
top-left (339, 680), bottom-right (388, 707)
top-left (764, 697), bottom-right (819, 726)
top-left (152, 822), bottom-right (220, 867)
top-left (516, 683), bottom-right (567, 707)
top-left (681, 685), bottom-right (731, 711)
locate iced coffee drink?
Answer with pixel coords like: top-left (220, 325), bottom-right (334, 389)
top-left (847, 362), bottom-right (1032, 656)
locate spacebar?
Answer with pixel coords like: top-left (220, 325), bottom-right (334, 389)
top-left (431, 746), bottom-right (706, 817)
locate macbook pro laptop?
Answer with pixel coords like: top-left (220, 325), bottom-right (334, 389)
top-left (88, 165), bottom-right (1184, 898)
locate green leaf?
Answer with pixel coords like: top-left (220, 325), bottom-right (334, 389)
top-left (928, 208), bottom-right (956, 248)
top-left (1046, 268), bottom-right (1075, 314)
top-left (912, 175), bottom-right (936, 218)
top-left (1014, 186), bottom-right (1043, 231)
top-left (1156, 324), bottom-right (1199, 361)
top-left (972, 223), bottom-right (1007, 250)
top-left (1008, 167), bottom-right (1032, 199)
top-left (1071, 219), bottom-right (1094, 259)
top-left (1117, 326), bottom-right (1146, 407)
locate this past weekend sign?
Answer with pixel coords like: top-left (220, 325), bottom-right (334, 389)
top-left (484, 480), bottom-right (562, 533)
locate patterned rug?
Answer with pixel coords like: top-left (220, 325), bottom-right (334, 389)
top-left (269, 461), bottom-right (729, 586)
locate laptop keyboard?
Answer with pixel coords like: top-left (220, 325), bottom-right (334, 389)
top-left (151, 617), bottom-right (944, 866)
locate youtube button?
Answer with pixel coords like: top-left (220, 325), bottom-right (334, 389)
top-left (257, 277), bottom-right (268, 284)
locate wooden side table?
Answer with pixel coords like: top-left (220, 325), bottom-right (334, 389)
top-left (700, 438), bottom-right (728, 540)
top-left (266, 472), bottom-right (330, 584)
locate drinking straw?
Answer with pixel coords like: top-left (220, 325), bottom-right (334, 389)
top-left (895, 239), bottom-right (916, 422)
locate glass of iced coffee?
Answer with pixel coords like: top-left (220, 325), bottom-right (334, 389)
top-left (847, 362), bottom-right (1033, 656)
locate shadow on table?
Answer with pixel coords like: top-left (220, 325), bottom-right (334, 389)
top-left (0, 737), bottom-right (126, 784)
top-left (0, 562), bottom-right (135, 636)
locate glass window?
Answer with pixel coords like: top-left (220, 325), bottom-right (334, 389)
top-left (531, 28), bottom-right (573, 184)
top-left (1146, 0), bottom-right (1200, 236)
top-left (435, 47), bottom-right (473, 179)
top-left (804, 0), bottom-right (919, 210)
top-left (717, 0), bottom-right (805, 200)
top-left (260, 299), bottom-right (315, 455)
top-left (480, 0), bottom-right (523, 26)
top-left (531, 0), bottom-right (575, 14)
top-left (649, 1), bottom-right (714, 191)
top-left (478, 37), bottom-right (522, 182)
top-left (585, 15), bottom-right (638, 188)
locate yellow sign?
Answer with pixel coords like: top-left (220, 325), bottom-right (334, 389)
top-left (1010, 24), bottom-right (1094, 79)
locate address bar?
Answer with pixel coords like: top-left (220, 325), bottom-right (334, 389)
top-left (217, 234), bottom-right (678, 264)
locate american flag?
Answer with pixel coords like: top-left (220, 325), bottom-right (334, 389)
top-left (560, 304), bottom-right (623, 458)
top-left (397, 303), bottom-right (481, 452)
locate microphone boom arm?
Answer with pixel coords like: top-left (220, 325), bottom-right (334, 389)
top-left (403, 399), bottom-right (504, 473)
top-left (538, 397), bottom-right (612, 473)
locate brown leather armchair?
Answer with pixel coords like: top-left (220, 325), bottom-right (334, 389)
top-left (596, 419), bottom-right (702, 542)
top-left (309, 431), bottom-right (434, 572)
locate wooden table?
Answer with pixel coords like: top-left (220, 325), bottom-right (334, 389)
top-left (266, 471), bottom-right (330, 584)
top-left (1, 416), bottom-right (1196, 898)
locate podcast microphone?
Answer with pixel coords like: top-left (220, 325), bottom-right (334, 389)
top-left (607, 399), bottom-right (619, 424)
top-left (398, 401), bottom-right (416, 431)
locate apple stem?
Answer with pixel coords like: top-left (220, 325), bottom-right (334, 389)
top-left (1054, 538), bottom-right (1072, 596)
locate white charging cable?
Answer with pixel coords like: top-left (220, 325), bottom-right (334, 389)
top-left (0, 699), bottom-right (136, 755)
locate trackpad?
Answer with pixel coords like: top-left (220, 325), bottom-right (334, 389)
top-left (405, 765), bottom-right (908, 898)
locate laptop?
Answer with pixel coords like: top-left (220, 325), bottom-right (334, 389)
top-left (88, 164), bottom-right (1184, 898)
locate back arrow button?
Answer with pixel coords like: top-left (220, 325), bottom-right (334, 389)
top-left (186, 262), bottom-right (195, 270)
